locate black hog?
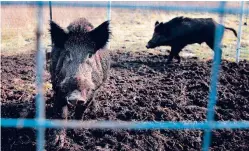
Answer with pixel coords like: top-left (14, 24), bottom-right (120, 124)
top-left (146, 16), bottom-right (237, 63)
top-left (48, 18), bottom-right (111, 148)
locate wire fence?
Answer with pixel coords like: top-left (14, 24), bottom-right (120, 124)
top-left (1, 1), bottom-right (249, 151)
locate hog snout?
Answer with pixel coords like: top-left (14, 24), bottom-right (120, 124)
top-left (60, 76), bottom-right (95, 106)
top-left (146, 41), bottom-right (156, 49)
top-left (66, 90), bottom-right (86, 106)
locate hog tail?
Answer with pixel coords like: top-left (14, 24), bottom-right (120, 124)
top-left (224, 27), bottom-right (237, 37)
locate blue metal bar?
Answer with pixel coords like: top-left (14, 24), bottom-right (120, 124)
top-left (0, 1), bottom-right (244, 15)
top-left (107, 1), bottom-right (111, 21)
top-left (49, 1), bottom-right (52, 20)
top-left (36, 2), bottom-right (45, 151)
top-left (236, 1), bottom-right (245, 63)
top-left (1, 118), bottom-right (249, 130)
top-left (107, 1), bottom-right (111, 49)
top-left (203, 2), bottom-right (226, 151)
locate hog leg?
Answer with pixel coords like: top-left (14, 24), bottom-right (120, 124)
top-left (206, 40), bottom-right (223, 61)
top-left (175, 53), bottom-right (181, 63)
top-left (167, 47), bottom-right (182, 64)
top-left (206, 40), bottom-right (214, 51)
top-left (74, 101), bottom-right (87, 120)
top-left (48, 95), bottom-right (68, 149)
top-left (166, 50), bottom-right (174, 64)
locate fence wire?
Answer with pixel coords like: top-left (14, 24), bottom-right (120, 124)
top-left (35, 2), bottom-right (45, 151)
top-left (203, 3), bottom-right (226, 150)
top-left (1, 1), bottom-right (249, 151)
top-left (236, 1), bottom-right (245, 63)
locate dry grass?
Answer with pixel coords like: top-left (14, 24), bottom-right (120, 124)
top-left (1, 2), bottom-right (249, 61)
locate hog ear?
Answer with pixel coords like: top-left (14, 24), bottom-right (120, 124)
top-left (49, 20), bottom-right (68, 48)
top-left (158, 22), bottom-right (165, 31)
top-left (89, 20), bottom-right (111, 51)
top-left (155, 21), bottom-right (159, 26)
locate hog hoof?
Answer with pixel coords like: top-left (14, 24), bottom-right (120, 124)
top-left (48, 129), bottom-right (66, 149)
top-left (55, 133), bottom-right (66, 148)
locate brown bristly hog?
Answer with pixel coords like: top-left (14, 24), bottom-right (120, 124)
top-left (48, 17), bottom-right (111, 148)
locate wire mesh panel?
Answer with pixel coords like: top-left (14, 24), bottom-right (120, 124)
top-left (1, 1), bottom-right (249, 151)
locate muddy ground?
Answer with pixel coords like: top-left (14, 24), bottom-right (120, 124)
top-left (1, 50), bottom-right (249, 151)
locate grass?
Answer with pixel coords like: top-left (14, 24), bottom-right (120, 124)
top-left (1, 2), bottom-right (249, 61)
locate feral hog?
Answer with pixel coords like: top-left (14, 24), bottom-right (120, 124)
top-left (146, 16), bottom-right (237, 63)
top-left (48, 18), bottom-right (111, 148)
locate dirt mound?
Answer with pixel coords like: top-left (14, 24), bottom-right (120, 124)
top-left (1, 51), bottom-right (249, 151)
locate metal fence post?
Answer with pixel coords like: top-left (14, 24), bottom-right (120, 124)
top-left (202, 2), bottom-right (226, 151)
top-left (244, 4), bottom-right (248, 25)
top-left (236, 1), bottom-right (245, 63)
top-left (49, 1), bottom-right (52, 21)
top-left (107, 1), bottom-right (111, 49)
top-left (45, 1), bottom-right (53, 70)
top-left (36, 1), bottom-right (45, 151)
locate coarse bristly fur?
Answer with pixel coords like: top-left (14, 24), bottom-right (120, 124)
top-left (49, 18), bottom-right (111, 51)
top-left (146, 16), bottom-right (237, 63)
